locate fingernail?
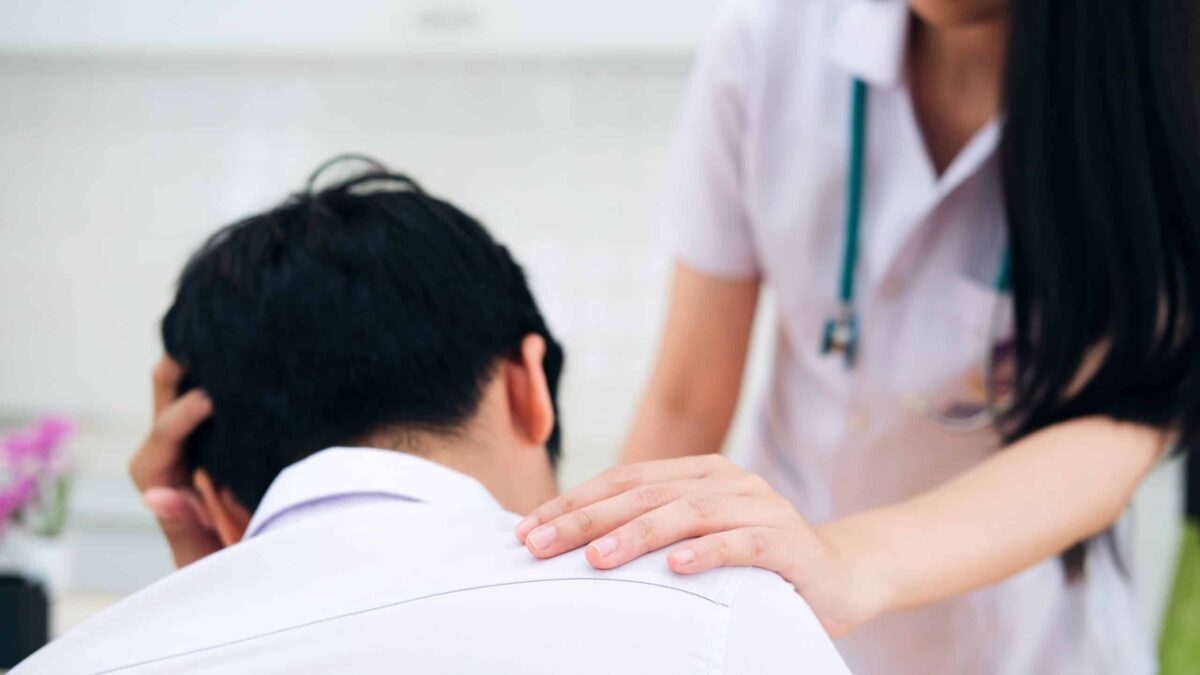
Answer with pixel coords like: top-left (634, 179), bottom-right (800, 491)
top-left (527, 525), bottom-right (557, 551)
top-left (669, 548), bottom-right (696, 567)
top-left (514, 515), bottom-right (539, 540)
top-left (590, 536), bottom-right (618, 558)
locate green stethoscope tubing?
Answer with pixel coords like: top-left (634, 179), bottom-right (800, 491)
top-left (840, 78), bottom-right (869, 310)
top-left (823, 78), bottom-right (1012, 432)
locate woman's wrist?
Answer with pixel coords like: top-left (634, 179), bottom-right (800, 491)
top-left (812, 511), bottom-right (904, 633)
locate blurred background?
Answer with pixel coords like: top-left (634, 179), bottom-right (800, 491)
top-left (0, 0), bottom-right (1182, 649)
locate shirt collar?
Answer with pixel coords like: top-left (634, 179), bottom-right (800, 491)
top-left (244, 446), bottom-right (503, 539)
top-left (828, 0), bottom-right (911, 87)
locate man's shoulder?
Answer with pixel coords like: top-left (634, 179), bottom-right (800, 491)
top-left (14, 506), bottom-right (835, 673)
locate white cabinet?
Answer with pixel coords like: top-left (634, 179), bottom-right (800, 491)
top-left (0, 0), bottom-right (723, 54)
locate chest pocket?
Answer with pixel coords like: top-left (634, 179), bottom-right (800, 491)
top-left (907, 274), bottom-right (1013, 417)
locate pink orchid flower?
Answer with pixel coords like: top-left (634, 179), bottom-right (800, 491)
top-left (0, 416), bottom-right (75, 526)
top-left (0, 474), bottom-right (37, 523)
top-left (2, 416), bottom-right (74, 463)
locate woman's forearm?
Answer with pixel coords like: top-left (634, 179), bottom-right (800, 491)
top-left (620, 263), bottom-right (760, 464)
top-left (819, 416), bottom-right (1166, 616)
top-left (622, 394), bottom-right (732, 463)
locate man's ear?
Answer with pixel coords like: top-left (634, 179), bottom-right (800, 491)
top-left (193, 469), bottom-right (253, 547)
top-left (504, 334), bottom-right (555, 447)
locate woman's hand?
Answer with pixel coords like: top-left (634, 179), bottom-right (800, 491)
top-left (128, 356), bottom-right (221, 568)
top-left (514, 454), bottom-right (891, 637)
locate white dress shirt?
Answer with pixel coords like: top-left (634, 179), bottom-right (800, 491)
top-left (17, 447), bottom-right (849, 674)
top-left (659, 1), bottom-right (1152, 673)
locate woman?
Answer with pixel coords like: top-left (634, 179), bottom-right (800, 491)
top-left (514, 0), bottom-right (1200, 673)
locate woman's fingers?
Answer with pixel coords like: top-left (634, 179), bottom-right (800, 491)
top-left (515, 454), bottom-right (737, 541)
top-left (524, 479), bottom-right (715, 558)
top-left (666, 527), bottom-right (796, 577)
top-left (583, 494), bottom-right (776, 570)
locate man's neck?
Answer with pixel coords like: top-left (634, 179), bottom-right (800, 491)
top-left (360, 428), bottom-right (558, 516)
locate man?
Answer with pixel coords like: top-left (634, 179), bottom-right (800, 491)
top-left (16, 157), bottom-right (849, 674)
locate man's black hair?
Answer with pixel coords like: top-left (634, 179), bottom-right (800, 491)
top-left (162, 155), bottom-right (564, 511)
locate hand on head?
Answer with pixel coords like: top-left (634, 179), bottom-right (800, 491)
top-left (128, 356), bottom-right (221, 568)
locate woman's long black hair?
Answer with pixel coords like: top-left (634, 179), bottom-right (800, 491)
top-left (1001, 0), bottom-right (1200, 577)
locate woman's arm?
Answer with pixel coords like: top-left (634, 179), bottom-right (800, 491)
top-left (621, 261), bottom-right (759, 464)
top-left (517, 416), bottom-right (1165, 637)
top-left (819, 416), bottom-right (1164, 619)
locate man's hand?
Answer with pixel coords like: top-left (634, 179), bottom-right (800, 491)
top-left (128, 357), bottom-right (221, 567)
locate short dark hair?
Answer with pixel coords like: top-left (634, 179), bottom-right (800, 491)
top-left (162, 156), bottom-right (565, 510)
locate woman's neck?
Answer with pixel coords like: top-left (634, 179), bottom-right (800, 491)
top-left (908, 13), bottom-right (1009, 174)
top-left (911, 14), bottom-right (1009, 92)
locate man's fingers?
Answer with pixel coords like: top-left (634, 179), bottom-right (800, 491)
top-left (150, 389), bottom-right (212, 446)
top-left (523, 479), bottom-right (716, 558)
top-left (143, 487), bottom-right (221, 567)
top-left (665, 527), bottom-right (793, 578)
top-left (151, 357), bottom-right (185, 416)
top-left (515, 454), bottom-right (736, 542)
top-left (140, 361), bottom-right (220, 569)
top-left (582, 494), bottom-right (764, 570)
top-left (130, 390), bottom-right (212, 491)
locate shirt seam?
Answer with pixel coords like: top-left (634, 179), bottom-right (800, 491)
top-left (90, 576), bottom-right (733, 674)
top-left (710, 566), bottom-right (751, 675)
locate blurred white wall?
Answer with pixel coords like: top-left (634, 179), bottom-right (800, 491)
top-left (0, 0), bottom-right (1182, 644)
top-left (0, 0), bottom-right (724, 54)
top-left (0, 53), bottom-right (693, 460)
top-left (0, 2), bottom-right (769, 609)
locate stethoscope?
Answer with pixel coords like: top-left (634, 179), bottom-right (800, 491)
top-left (820, 78), bottom-right (1011, 433)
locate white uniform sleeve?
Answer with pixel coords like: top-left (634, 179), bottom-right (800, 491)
top-left (656, 0), bottom-right (760, 279)
top-left (721, 569), bottom-right (852, 674)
